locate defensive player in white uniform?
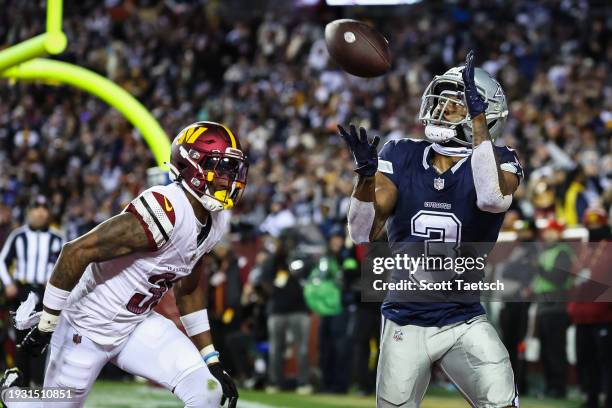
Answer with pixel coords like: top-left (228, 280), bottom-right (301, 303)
top-left (4, 121), bottom-right (248, 407)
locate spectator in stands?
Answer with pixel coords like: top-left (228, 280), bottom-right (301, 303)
top-left (0, 1), bottom-right (609, 248)
top-left (260, 195), bottom-right (296, 238)
top-left (556, 167), bottom-right (589, 226)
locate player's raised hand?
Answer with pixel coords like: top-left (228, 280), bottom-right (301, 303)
top-left (461, 50), bottom-right (488, 118)
top-left (338, 124), bottom-right (380, 177)
top-left (208, 362), bottom-right (238, 408)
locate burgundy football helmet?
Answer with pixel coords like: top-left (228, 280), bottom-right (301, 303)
top-left (167, 121), bottom-right (248, 212)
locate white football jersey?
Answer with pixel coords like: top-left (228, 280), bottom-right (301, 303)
top-left (63, 183), bottom-right (230, 346)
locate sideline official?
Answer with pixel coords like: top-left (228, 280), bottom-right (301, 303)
top-left (0, 196), bottom-right (63, 386)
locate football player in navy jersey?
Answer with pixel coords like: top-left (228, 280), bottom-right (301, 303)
top-left (339, 51), bottom-right (522, 407)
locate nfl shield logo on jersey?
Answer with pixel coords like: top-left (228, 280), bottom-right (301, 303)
top-left (433, 177), bottom-right (445, 190)
top-left (393, 328), bottom-right (404, 342)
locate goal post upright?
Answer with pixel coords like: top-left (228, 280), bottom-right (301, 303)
top-left (46, 0), bottom-right (63, 34)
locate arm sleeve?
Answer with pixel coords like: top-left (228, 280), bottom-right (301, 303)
top-left (347, 197), bottom-right (375, 244)
top-left (472, 142), bottom-right (513, 213)
top-left (0, 229), bottom-right (18, 286)
top-left (123, 190), bottom-right (176, 251)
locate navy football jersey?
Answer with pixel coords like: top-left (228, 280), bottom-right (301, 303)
top-left (378, 138), bottom-right (522, 327)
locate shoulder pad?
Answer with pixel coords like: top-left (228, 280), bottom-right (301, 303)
top-left (125, 190), bottom-right (176, 251)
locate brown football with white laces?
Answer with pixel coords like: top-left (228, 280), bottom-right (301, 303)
top-left (325, 19), bottom-right (391, 78)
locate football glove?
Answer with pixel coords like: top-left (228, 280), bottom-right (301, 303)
top-left (0, 367), bottom-right (24, 389)
top-left (208, 362), bottom-right (238, 408)
top-left (338, 124), bottom-right (380, 177)
top-left (17, 326), bottom-right (52, 356)
top-left (462, 50), bottom-right (488, 118)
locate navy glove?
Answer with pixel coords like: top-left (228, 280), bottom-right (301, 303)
top-left (338, 124), bottom-right (380, 177)
top-left (208, 362), bottom-right (238, 408)
top-left (17, 326), bottom-right (52, 356)
top-left (462, 50), bottom-right (488, 118)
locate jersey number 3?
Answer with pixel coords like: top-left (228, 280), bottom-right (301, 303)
top-left (411, 210), bottom-right (462, 256)
top-left (126, 273), bottom-right (177, 315)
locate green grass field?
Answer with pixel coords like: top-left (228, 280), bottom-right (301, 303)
top-left (86, 381), bottom-right (583, 408)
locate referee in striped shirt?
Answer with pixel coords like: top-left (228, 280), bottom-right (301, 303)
top-left (0, 196), bottom-right (62, 386)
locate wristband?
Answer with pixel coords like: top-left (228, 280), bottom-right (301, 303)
top-left (38, 310), bottom-right (59, 332)
top-left (42, 283), bottom-right (71, 311)
top-left (200, 344), bottom-right (220, 365)
top-left (180, 309), bottom-right (210, 337)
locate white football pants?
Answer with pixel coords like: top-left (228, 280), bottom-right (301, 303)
top-left (8, 312), bottom-right (222, 408)
top-left (376, 315), bottom-right (518, 408)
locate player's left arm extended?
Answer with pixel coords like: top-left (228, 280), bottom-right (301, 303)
top-left (472, 114), bottom-right (518, 197)
top-left (463, 50), bottom-right (519, 213)
top-left (175, 257), bottom-right (239, 407)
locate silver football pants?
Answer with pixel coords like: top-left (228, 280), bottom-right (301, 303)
top-left (377, 315), bottom-right (518, 408)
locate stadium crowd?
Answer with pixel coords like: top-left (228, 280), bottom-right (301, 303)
top-left (1, 0), bottom-right (611, 402)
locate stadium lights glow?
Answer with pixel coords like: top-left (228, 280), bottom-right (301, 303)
top-left (326, 0), bottom-right (422, 5)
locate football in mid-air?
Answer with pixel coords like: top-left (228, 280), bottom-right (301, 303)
top-left (325, 19), bottom-right (391, 78)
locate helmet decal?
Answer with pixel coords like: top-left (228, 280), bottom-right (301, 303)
top-left (219, 123), bottom-right (238, 149)
top-left (494, 85), bottom-right (504, 98)
top-left (177, 126), bottom-right (208, 145)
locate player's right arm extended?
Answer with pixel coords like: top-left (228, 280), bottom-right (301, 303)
top-left (339, 124), bottom-right (398, 243)
top-left (43, 213), bottom-right (150, 317)
top-left (350, 172), bottom-right (397, 242)
top-left (19, 212), bottom-right (151, 354)
top-left (47, 213), bottom-right (151, 302)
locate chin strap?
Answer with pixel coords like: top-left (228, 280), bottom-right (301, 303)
top-left (180, 180), bottom-right (225, 212)
top-left (431, 143), bottom-right (472, 158)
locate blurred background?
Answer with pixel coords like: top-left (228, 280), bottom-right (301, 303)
top-left (0, 0), bottom-right (610, 407)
